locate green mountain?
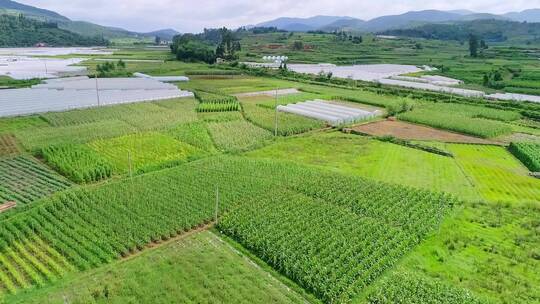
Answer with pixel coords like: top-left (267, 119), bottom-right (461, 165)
top-left (0, 14), bottom-right (108, 46)
top-left (0, 0), bottom-right (68, 22)
top-left (0, 0), bottom-right (177, 41)
top-left (381, 19), bottom-right (540, 44)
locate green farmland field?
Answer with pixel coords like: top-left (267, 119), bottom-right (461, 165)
top-left (8, 231), bottom-right (308, 304)
top-left (1, 41), bottom-right (540, 304)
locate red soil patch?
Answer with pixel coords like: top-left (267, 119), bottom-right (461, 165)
top-left (0, 134), bottom-right (20, 157)
top-left (352, 119), bottom-right (501, 145)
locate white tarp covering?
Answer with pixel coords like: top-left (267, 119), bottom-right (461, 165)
top-left (287, 64), bottom-right (424, 81)
top-left (487, 93), bottom-right (540, 104)
top-left (133, 72), bottom-right (189, 82)
top-left (377, 79), bottom-right (485, 98)
top-left (0, 77), bottom-right (193, 117)
top-left (0, 56), bottom-right (87, 80)
top-left (0, 47), bottom-right (112, 56)
top-left (278, 100), bottom-right (381, 126)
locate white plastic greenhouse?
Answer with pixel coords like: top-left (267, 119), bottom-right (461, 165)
top-left (487, 93), bottom-right (540, 104)
top-left (278, 100), bottom-right (380, 126)
top-left (377, 79), bottom-right (485, 98)
top-left (0, 77), bottom-right (193, 118)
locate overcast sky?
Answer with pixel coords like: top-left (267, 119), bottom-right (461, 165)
top-left (17, 0), bottom-right (540, 33)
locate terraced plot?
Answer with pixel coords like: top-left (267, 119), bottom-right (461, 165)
top-left (448, 144), bottom-right (540, 204)
top-left (88, 132), bottom-right (203, 174)
top-left (0, 156), bottom-right (72, 205)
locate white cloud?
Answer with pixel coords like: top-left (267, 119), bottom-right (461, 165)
top-left (16, 0), bottom-right (540, 32)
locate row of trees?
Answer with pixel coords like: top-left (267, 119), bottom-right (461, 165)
top-left (170, 28), bottom-right (241, 64)
top-left (0, 14), bottom-right (108, 47)
top-left (468, 34), bottom-right (489, 57)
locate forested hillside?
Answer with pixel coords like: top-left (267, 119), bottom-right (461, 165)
top-left (381, 19), bottom-right (540, 44)
top-left (0, 14), bottom-right (108, 46)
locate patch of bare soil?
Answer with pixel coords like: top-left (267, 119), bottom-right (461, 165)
top-left (352, 119), bottom-right (501, 145)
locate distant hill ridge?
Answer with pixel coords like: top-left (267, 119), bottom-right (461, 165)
top-left (256, 9), bottom-right (540, 32)
top-left (0, 0), bottom-right (179, 40)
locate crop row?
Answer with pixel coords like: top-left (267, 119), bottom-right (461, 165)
top-left (508, 142), bottom-right (540, 172)
top-left (40, 144), bottom-right (113, 183)
top-left (0, 156), bottom-right (72, 205)
top-left (196, 102), bottom-right (240, 112)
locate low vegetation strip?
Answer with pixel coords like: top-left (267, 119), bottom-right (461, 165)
top-left (40, 144), bottom-right (113, 183)
top-left (6, 231), bottom-right (307, 304)
top-left (367, 272), bottom-right (488, 304)
top-left (508, 142), bottom-right (540, 172)
top-left (0, 156), bottom-right (71, 205)
top-left (88, 132), bottom-right (203, 175)
top-left (398, 109), bottom-right (512, 138)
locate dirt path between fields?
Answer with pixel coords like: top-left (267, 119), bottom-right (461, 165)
top-left (352, 119), bottom-right (503, 145)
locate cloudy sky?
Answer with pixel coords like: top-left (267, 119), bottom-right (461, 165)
top-left (17, 0), bottom-right (540, 33)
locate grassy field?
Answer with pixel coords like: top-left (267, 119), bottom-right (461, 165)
top-left (447, 144), bottom-right (540, 204)
top-left (246, 131), bottom-right (479, 200)
top-left (88, 132), bottom-right (203, 174)
top-left (371, 201), bottom-right (540, 304)
top-left (7, 231), bottom-right (308, 304)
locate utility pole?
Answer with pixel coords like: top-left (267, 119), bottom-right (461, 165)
top-left (128, 150), bottom-right (133, 179)
top-left (95, 73), bottom-right (101, 106)
top-left (43, 60), bottom-right (48, 77)
top-left (274, 87), bottom-right (278, 137)
top-left (215, 185), bottom-right (219, 225)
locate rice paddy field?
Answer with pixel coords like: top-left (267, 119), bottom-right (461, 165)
top-left (1, 44), bottom-right (540, 304)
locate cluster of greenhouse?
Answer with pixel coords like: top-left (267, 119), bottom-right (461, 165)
top-left (287, 64), bottom-right (424, 81)
top-left (0, 77), bottom-right (193, 118)
top-left (378, 78), bottom-right (485, 98)
top-left (0, 56), bottom-right (87, 80)
top-left (278, 100), bottom-right (381, 126)
top-left (487, 93), bottom-right (540, 104)
top-left (0, 47), bottom-right (112, 56)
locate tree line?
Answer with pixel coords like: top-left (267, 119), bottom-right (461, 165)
top-left (170, 27), bottom-right (241, 64)
top-left (0, 14), bottom-right (108, 47)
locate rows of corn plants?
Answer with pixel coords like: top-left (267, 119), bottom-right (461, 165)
top-left (40, 144), bottom-right (113, 183)
top-left (508, 142), bottom-right (540, 172)
top-left (217, 159), bottom-right (458, 303)
top-left (0, 134), bottom-right (20, 157)
top-left (194, 91), bottom-right (241, 113)
top-left (0, 157), bottom-right (278, 294)
top-left (0, 156), bottom-right (72, 205)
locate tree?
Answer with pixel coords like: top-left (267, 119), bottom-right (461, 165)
top-left (352, 36), bottom-right (363, 44)
top-left (155, 36), bottom-right (162, 45)
top-left (469, 34), bottom-right (479, 57)
top-left (292, 40), bottom-right (304, 51)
